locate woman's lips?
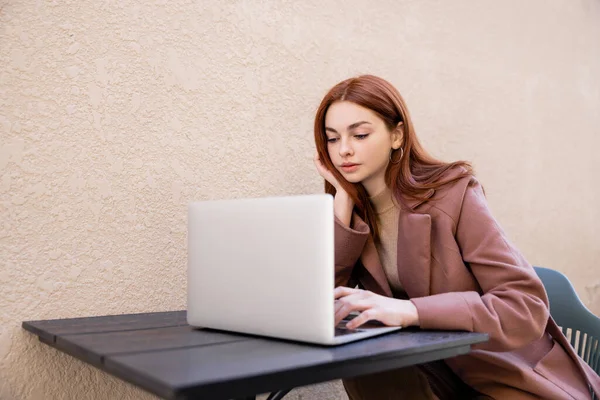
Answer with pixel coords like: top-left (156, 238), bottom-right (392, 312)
top-left (341, 164), bottom-right (359, 173)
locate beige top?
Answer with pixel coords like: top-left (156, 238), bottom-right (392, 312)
top-left (369, 186), bottom-right (404, 295)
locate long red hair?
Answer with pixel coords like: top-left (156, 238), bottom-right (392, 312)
top-left (314, 75), bottom-right (473, 242)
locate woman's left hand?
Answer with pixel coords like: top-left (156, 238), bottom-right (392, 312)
top-left (334, 286), bottom-right (420, 329)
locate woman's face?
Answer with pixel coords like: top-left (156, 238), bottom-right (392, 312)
top-left (324, 101), bottom-right (401, 195)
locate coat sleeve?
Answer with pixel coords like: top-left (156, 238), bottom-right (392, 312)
top-left (410, 179), bottom-right (550, 351)
top-left (334, 214), bottom-right (370, 287)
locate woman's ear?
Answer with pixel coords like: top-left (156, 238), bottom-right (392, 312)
top-left (391, 122), bottom-right (404, 150)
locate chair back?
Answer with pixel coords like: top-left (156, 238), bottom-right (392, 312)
top-left (534, 266), bottom-right (600, 375)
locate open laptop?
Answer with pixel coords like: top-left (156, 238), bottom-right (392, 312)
top-left (187, 194), bottom-right (401, 345)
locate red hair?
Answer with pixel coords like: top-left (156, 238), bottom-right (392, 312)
top-left (314, 75), bottom-right (473, 242)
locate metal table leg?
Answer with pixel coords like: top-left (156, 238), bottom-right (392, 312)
top-left (234, 389), bottom-right (292, 400)
top-left (266, 389), bottom-right (292, 400)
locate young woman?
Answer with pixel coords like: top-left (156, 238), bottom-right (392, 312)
top-left (313, 75), bottom-right (600, 399)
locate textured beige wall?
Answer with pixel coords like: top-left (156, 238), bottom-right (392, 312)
top-left (1, 0), bottom-right (599, 399)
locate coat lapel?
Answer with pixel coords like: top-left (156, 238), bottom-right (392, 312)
top-left (357, 188), bottom-right (434, 299)
top-left (359, 237), bottom-right (393, 297)
top-left (395, 188), bottom-right (435, 299)
top-left (396, 211), bottom-right (432, 299)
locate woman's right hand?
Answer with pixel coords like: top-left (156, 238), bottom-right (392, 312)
top-left (313, 151), bottom-right (342, 191)
top-left (314, 152), bottom-right (354, 226)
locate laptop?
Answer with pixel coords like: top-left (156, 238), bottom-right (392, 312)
top-left (187, 194), bottom-right (402, 345)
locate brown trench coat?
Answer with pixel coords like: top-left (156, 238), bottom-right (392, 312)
top-left (334, 170), bottom-right (600, 399)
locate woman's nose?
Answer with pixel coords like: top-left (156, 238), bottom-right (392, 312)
top-left (339, 139), bottom-right (353, 156)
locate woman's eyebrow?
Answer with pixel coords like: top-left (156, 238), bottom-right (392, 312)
top-left (325, 121), bottom-right (372, 134)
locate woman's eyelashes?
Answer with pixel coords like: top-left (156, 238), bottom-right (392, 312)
top-left (326, 134), bottom-right (369, 143)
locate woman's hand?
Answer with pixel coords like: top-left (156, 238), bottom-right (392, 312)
top-left (334, 286), bottom-right (420, 329)
top-left (313, 151), bottom-right (342, 191)
top-left (314, 152), bottom-right (354, 226)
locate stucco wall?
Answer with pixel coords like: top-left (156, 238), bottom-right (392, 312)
top-left (1, 1), bottom-right (599, 399)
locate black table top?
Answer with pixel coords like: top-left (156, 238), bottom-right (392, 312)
top-left (23, 310), bottom-right (488, 400)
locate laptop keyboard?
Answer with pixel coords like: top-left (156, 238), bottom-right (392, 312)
top-left (335, 313), bottom-right (383, 336)
top-left (335, 326), bottom-right (365, 336)
top-left (335, 317), bottom-right (367, 336)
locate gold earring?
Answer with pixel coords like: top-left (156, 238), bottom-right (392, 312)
top-left (390, 147), bottom-right (404, 164)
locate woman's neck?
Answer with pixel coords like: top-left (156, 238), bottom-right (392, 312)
top-left (369, 186), bottom-right (395, 214)
top-left (362, 174), bottom-right (387, 198)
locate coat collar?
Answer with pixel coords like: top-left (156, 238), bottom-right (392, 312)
top-left (402, 188), bottom-right (435, 211)
top-left (360, 167), bottom-right (467, 297)
top-left (356, 191), bottom-right (434, 299)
